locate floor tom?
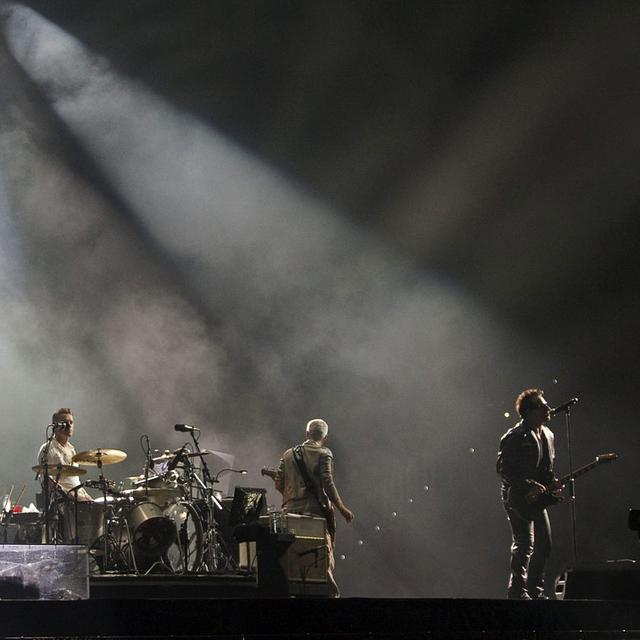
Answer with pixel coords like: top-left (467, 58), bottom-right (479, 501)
top-left (61, 500), bottom-right (104, 546)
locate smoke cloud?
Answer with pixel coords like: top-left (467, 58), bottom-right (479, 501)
top-left (3, 4), bottom-right (634, 596)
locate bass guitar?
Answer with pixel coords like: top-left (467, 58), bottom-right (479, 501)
top-left (261, 467), bottom-right (280, 482)
top-left (507, 452), bottom-right (617, 520)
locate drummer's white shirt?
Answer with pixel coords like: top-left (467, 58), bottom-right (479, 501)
top-left (37, 438), bottom-right (92, 501)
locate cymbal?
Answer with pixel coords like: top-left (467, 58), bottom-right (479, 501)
top-left (32, 464), bottom-right (86, 478)
top-left (72, 448), bottom-right (127, 465)
top-left (120, 487), bottom-right (181, 499)
top-left (152, 449), bottom-right (214, 463)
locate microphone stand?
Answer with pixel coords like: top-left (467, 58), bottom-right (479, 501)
top-left (561, 406), bottom-right (579, 566)
top-left (93, 451), bottom-right (112, 570)
top-left (143, 435), bottom-right (153, 501)
top-left (38, 426), bottom-right (58, 544)
top-left (188, 431), bottom-right (220, 505)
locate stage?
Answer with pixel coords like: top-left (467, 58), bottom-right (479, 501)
top-left (1, 575), bottom-right (640, 640)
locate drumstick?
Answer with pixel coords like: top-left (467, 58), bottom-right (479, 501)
top-left (1, 485), bottom-right (14, 511)
top-left (14, 484), bottom-right (26, 506)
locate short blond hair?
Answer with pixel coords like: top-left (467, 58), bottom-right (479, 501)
top-left (52, 407), bottom-right (73, 423)
top-left (306, 418), bottom-right (328, 441)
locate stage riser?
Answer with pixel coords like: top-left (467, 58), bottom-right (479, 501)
top-left (2, 631), bottom-right (639, 637)
top-left (1, 599), bottom-right (640, 639)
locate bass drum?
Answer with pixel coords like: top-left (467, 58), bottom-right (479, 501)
top-left (163, 502), bottom-right (204, 573)
top-left (126, 501), bottom-right (176, 557)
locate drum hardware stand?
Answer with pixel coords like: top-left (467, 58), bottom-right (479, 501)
top-left (174, 436), bottom-right (232, 574)
top-left (79, 486), bottom-right (139, 575)
top-left (1, 486), bottom-right (14, 543)
top-left (143, 556), bottom-right (174, 575)
top-left (69, 485), bottom-right (81, 545)
top-left (163, 444), bottom-right (205, 573)
top-left (41, 471), bottom-right (67, 545)
top-left (201, 489), bottom-right (228, 572)
top-left (90, 451), bottom-right (114, 571)
top-left (208, 468), bottom-right (248, 573)
top-left (101, 505), bottom-right (139, 575)
top-left (188, 458), bottom-right (231, 573)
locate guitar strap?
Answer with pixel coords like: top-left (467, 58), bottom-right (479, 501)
top-left (292, 445), bottom-right (320, 499)
top-left (292, 444), bottom-right (335, 539)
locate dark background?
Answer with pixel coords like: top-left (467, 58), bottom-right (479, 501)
top-left (0, 1), bottom-right (638, 597)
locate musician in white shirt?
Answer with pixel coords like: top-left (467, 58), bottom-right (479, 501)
top-left (37, 408), bottom-right (92, 502)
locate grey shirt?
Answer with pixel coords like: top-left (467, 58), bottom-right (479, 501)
top-left (278, 439), bottom-right (342, 516)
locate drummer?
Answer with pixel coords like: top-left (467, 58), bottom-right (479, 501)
top-left (36, 408), bottom-right (93, 502)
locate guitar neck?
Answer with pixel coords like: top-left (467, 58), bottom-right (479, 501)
top-left (559, 462), bottom-right (597, 485)
top-left (261, 467), bottom-right (279, 480)
top-left (558, 454), bottom-right (616, 485)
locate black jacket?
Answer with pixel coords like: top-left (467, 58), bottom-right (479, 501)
top-left (497, 422), bottom-right (555, 499)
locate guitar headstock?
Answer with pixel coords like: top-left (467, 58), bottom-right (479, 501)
top-left (596, 453), bottom-right (618, 464)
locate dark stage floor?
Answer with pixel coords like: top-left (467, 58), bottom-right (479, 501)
top-left (1, 579), bottom-right (640, 640)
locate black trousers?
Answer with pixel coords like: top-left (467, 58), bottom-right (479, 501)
top-left (504, 503), bottom-right (552, 598)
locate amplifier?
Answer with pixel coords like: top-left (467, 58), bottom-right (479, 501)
top-left (259, 513), bottom-right (326, 539)
top-left (255, 515), bottom-right (329, 594)
top-left (284, 536), bottom-right (327, 583)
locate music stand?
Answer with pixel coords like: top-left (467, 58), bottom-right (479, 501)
top-left (229, 487), bottom-right (267, 528)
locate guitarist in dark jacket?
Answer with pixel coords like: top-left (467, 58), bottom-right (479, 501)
top-left (273, 418), bottom-right (354, 597)
top-left (497, 389), bottom-right (562, 600)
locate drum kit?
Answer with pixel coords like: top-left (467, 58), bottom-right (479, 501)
top-left (29, 442), bottom-right (237, 575)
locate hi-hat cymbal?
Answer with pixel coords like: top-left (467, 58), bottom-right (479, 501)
top-left (72, 448), bottom-right (127, 465)
top-left (32, 463), bottom-right (86, 478)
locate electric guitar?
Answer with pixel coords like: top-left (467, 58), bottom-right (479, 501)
top-left (261, 466), bottom-right (336, 540)
top-left (507, 453), bottom-right (617, 520)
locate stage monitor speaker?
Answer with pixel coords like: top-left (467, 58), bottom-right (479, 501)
top-left (557, 564), bottom-right (640, 600)
top-left (259, 513), bottom-right (326, 538)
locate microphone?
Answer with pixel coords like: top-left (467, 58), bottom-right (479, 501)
top-left (166, 443), bottom-right (188, 471)
top-left (298, 545), bottom-right (324, 558)
top-left (298, 545), bottom-right (324, 568)
top-left (213, 468), bottom-right (248, 482)
top-left (174, 424), bottom-right (200, 433)
top-left (551, 398), bottom-right (579, 416)
top-left (50, 421), bottom-right (69, 430)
